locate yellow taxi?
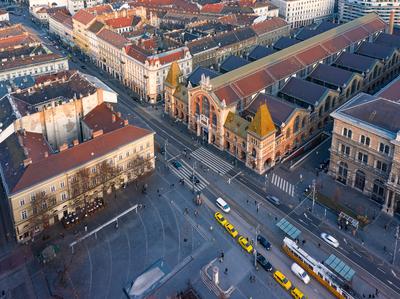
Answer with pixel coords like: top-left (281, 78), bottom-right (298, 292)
top-left (291, 287), bottom-right (307, 299)
top-left (238, 236), bottom-right (253, 253)
top-left (273, 270), bottom-right (292, 290)
top-left (224, 223), bottom-right (239, 238)
top-left (214, 212), bottom-right (228, 226)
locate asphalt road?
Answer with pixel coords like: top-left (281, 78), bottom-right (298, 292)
top-left (13, 10), bottom-right (400, 298)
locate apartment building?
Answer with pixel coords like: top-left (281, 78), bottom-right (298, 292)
top-left (339, 0), bottom-right (400, 28)
top-left (270, 0), bottom-right (335, 28)
top-left (29, 0), bottom-right (104, 15)
top-left (329, 75), bottom-right (400, 216)
top-left (0, 24), bottom-right (69, 81)
top-left (48, 9), bottom-right (74, 46)
top-left (0, 70), bottom-right (155, 241)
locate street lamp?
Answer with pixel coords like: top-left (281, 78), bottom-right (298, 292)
top-left (393, 225), bottom-right (399, 266)
top-left (311, 179), bottom-right (316, 213)
top-left (254, 224), bottom-right (260, 268)
top-left (264, 174), bottom-right (268, 191)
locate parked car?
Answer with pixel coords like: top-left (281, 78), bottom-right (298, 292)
top-left (257, 235), bottom-right (271, 250)
top-left (238, 236), bottom-right (253, 254)
top-left (273, 270), bottom-right (292, 290)
top-left (216, 197), bottom-right (230, 213)
top-left (291, 287), bottom-right (306, 299)
top-left (171, 160), bottom-right (183, 170)
top-left (256, 253), bottom-right (272, 271)
top-left (224, 223), bottom-right (239, 238)
top-left (291, 262), bottom-right (310, 284)
top-left (321, 232), bottom-right (339, 248)
top-left (214, 212), bottom-right (227, 226)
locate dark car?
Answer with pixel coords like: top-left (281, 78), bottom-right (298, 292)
top-left (256, 253), bottom-right (272, 272)
top-left (172, 160), bottom-right (183, 169)
top-left (81, 65), bottom-right (87, 69)
top-left (190, 174), bottom-right (200, 184)
top-left (257, 235), bottom-right (271, 250)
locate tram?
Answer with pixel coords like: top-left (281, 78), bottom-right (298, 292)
top-left (282, 237), bottom-right (356, 299)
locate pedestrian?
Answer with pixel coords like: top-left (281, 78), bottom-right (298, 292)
top-left (224, 268), bottom-right (228, 275)
top-left (254, 200), bottom-right (257, 206)
top-left (369, 294), bottom-right (371, 298)
top-left (256, 206), bottom-right (259, 213)
top-left (157, 189), bottom-right (159, 193)
top-left (362, 294), bottom-right (365, 298)
top-left (221, 251), bottom-right (224, 259)
top-left (246, 199), bottom-right (249, 204)
top-left (376, 288), bottom-right (379, 296)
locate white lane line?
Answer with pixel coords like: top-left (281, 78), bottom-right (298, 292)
top-left (353, 251), bottom-right (362, 258)
top-left (378, 268), bottom-right (386, 274)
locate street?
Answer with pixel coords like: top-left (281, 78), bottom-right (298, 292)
top-left (1, 7), bottom-right (400, 299)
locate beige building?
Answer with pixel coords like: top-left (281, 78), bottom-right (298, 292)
top-left (48, 9), bottom-right (74, 46)
top-left (329, 76), bottom-right (400, 216)
top-left (0, 70), bottom-right (155, 242)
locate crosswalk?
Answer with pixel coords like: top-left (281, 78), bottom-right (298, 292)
top-left (270, 173), bottom-right (295, 197)
top-left (169, 160), bottom-right (208, 193)
top-left (190, 147), bottom-right (234, 175)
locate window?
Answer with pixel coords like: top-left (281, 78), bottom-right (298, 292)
top-left (146, 142), bottom-right (150, 148)
top-left (91, 167), bottom-right (96, 173)
top-left (293, 116), bottom-right (300, 133)
top-left (340, 144), bottom-right (350, 156)
top-left (50, 197), bottom-right (56, 206)
top-left (360, 135), bottom-right (370, 146)
top-left (61, 193), bottom-right (67, 201)
top-left (379, 143), bottom-right (390, 155)
top-left (119, 154), bottom-right (123, 160)
top-left (126, 151), bottom-right (130, 157)
top-left (51, 185), bottom-right (56, 192)
top-left (147, 153), bottom-right (150, 159)
top-left (21, 210), bottom-right (28, 220)
top-left (30, 194), bottom-right (36, 202)
top-left (342, 128), bottom-right (352, 139)
top-left (376, 160), bottom-right (388, 172)
top-left (20, 199), bottom-right (25, 207)
top-left (357, 152), bottom-right (368, 164)
top-left (60, 181), bottom-right (65, 188)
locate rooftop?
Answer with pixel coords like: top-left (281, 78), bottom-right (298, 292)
top-left (220, 55), bottom-right (249, 73)
top-left (0, 53), bottom-right (64, 72)
top-left (273, 37), bottom-right (300, 50)
top-left (187, 66), bottom-right (220, 87)
top-left (374, 32), bottom-right (400, 49)
top-left (356, 41), bottom-right (396, 61)
top-left (333, 52), bottom-right (378, 74)
top-left (224, 111), bottom-right (249, 139)
top-left (97, 28), bottom-right (130, 49)
top-left (0, 125), bottom-right (152, 195)
top-left (82, 103), bottom-right (125, 133)
top-left (308, 64), bottom-right (356, 88)
top-left (279, 77), bottom-right (331, 108)
top-left (248, 45), bottom-right (276, 61)
top-left (376, 75), bottom-right (400, 102)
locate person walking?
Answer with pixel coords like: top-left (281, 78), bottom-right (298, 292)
top-left (224, 268), bottom-right (228, 275)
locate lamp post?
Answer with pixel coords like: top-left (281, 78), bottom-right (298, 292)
top-left (393, 225), bottom-right (399, 266)
top-left (264, 174), bottom-right (268, 191)
top-left (164, 139), bottom-right (168, 161)
top-left (311, 179), bottom-right (316, 213)
top-left (192, 161), bottom-right (197, 193)
top-left (254, 224), bottom-right (260, 268)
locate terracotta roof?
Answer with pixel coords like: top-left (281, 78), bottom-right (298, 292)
top-left (214, 85), bottom-right (241, 106)
top-left (0, 53), bottom-right (64, 71)
top-left (97, 28), bottom-right (129, 49)
top-left (224, 111), bottom-right (249, 139)
top-left (88, 20), bottom-right (104, 34)
top-left (73, 9), bottom-right (96, 25)
top-left (83, 103), bottom-right (125, 133)
top-left (155, 48), bottom-right (186, 65)
top-left (295, 45), bottom-right (329, 65)
top-left (165, 61), bottom-right (181, 87)
top-left (233, 70), bottom-right (273, 98)
top-left (248, 103), bottom-right (275, 138)
top-left (205, 13), bottom-right (386, 105)
top-left (105, 16), bottom-right (139, 29)
top-left (201, 3), bottom-right (224, 14)
top-left (0, 34), bottom-right (39, 51)
top-left (125, 44), bottom-right (148, 63)
top-left (86, 4), bottom-right (113, 15)
top-left (11, 125), bottom-right (153, 194)
top-left (20, 132), bottom-right (52, 163)
top-left (49, 10), bottom-right (72, 24)
top-left (0, 24), bottom-right (27, 40)
top-left (251, 17), bottom-right (288, 36)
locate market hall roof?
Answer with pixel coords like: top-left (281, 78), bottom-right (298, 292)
top-left (355, 41), bottom-right (397, 61)
top-left (220, 55), bottom-right (249, 73)
top-left (247, 45), bottom-right (276, 61)
top-left (333, 52), bottom-right (379, 74)
top-left (203, 13), bottom-right (386, 107)
top-left (308, 64), bottom-right (358, 89)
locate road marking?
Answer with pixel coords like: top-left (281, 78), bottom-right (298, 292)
top-left (392, 269), bottom-right (398, 279)
top-left (378, 268), bottom-right (386, 274)
top-left (353, 251), bottom-right (362, 258)
top-left (190, 147), bottom-right (233, 175)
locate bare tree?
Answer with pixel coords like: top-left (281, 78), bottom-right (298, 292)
top-left (30, 191), bottom-right (56, 232)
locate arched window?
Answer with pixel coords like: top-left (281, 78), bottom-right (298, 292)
top-left (293, 116), bottom-right (300, 133)
top-left (212, 113), bottom-right (217, 126)
top-left (202, 96), bottom-right (210, 116)
top-left (195, 102), bottom-right (200, 114)
top-left (301, 117), bottom-right (306, 128)
top-left (286, 127), bottom-right (291, 139)
top-left (252, 148), bottom-right (257, 158)
top-left (354, 170), bottom-right (366, 191)
top-left (337, 162), bottom-right (348, 184)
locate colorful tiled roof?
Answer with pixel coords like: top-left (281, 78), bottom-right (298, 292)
top-left (248, 103), bottom-right (275, 137)
top-left (165, 61), bottom-right (181, 88)
top-left (83, 103), bottom-right (125, 133)
top-left (224, 111), bottom-right (249, 139)
top-left (97, 28), bottom-right (130, 49)
top-left (72, 9), bottom-right (96, 25)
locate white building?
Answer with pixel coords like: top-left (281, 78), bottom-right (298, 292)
top-left (270, 0), bottom-right (335, 28)
top-left (122, 46), bottom-right (192, 103)
top-left (339, 0), bottom-right (400, 28)
top-left (29, 0), bottom-right (104, 15)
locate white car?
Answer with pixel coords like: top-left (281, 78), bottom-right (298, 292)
top-left (291, 263), bottom-right (310, 284)
top-left (321, 233), bottom-right (339, 248)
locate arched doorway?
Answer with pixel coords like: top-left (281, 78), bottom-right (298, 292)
top-left (337, 162), bottom-right (348, 184)
top-left (354, 170), bottom-right (366, 191)
top-left (264, 158), bottom-right (272, 169)
top-left (371, 179), bottom-right (385, 204)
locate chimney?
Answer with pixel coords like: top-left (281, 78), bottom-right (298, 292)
top-left (92, 130), bottom-right (104, 138)
top-left (73, 139), bottom-right (79, 146)
top-left (124, 119), bottom-right (129, 126)
top-left (112, 114), bottom-right (116, 123)
top-left (44, 151), bottom-right (48, 158)
top-left (59, 143), bottom-right (68, 152)
top-left (23, 158), bottom-right (32, 167)
top-left (389, 10), bottom-right (395, 35)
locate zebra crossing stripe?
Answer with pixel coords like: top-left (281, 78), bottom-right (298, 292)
top-left (269, 173), bottom-right (296, 197)
top-left (190, 147), bottom-right (234, 175)
top-left (168, 164), bottom-right (207, 192)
